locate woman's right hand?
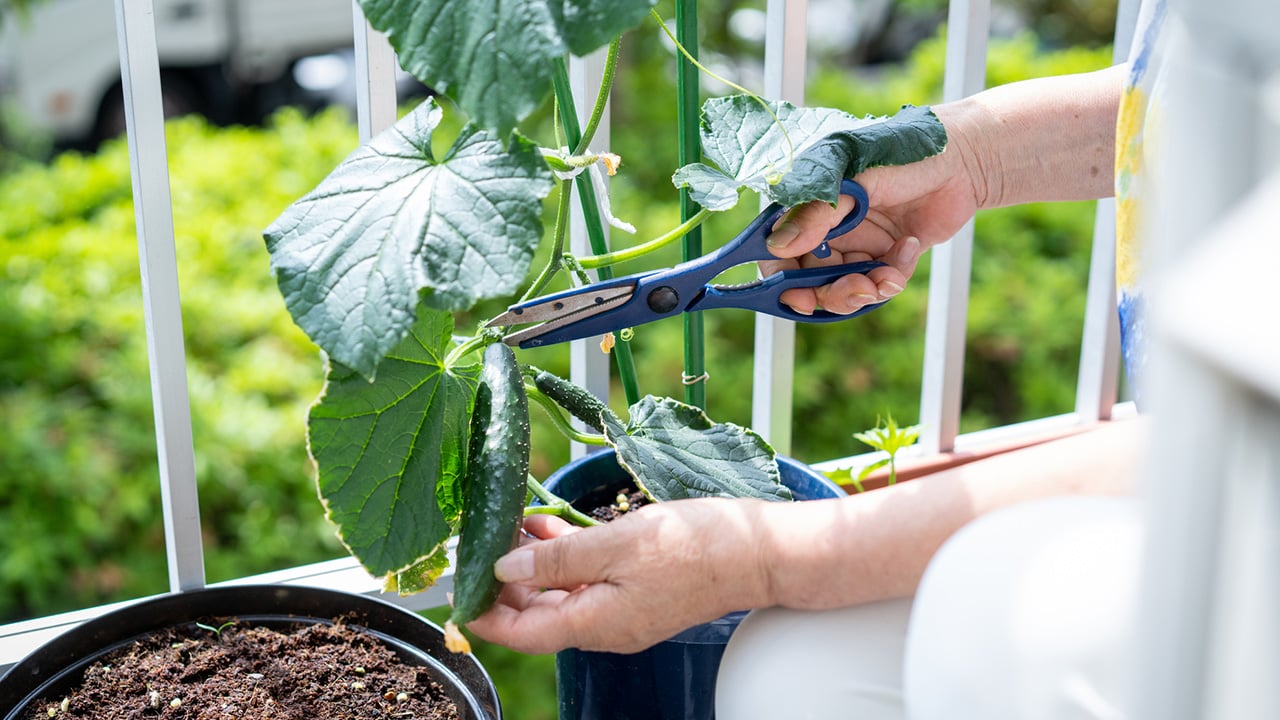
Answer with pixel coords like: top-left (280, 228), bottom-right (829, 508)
top-left (762, 103), bottom-right (987, 316)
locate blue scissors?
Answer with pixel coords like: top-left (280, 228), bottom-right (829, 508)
top-left (489, 178), bottom-right (888, 348)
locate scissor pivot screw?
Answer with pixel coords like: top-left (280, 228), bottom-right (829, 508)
top-left (647, 286), bottom-right (680, 314)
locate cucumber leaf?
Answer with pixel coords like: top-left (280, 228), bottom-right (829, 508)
top-left (602, 396), bottom-right (793, 502)
top-left (265, 97), bottom-right (553, 379)
top-left (672, 97), bottom-right (947, 211)
top-left (356, 0), bottom-right (657, 136)
top-left (386, 543), bottom-right (453, 595)
top-left (308, 309), bottom-right (481, 580)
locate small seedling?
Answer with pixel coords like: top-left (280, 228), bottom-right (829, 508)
top-left (829, 414), bottom-right (921, 492)
top-left (195, 620), bottom-right (237, 637)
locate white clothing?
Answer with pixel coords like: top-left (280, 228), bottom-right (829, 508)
top-left (715, 496), bottom-right (1143, 719)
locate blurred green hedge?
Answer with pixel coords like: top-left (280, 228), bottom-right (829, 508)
top-left (0, 109), bottom-right (356, 620)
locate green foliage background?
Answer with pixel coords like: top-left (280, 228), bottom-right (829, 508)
top-left (1, 19), bottom-right (1111, 720)
top-left (0, 110), bottom-right (354, 619)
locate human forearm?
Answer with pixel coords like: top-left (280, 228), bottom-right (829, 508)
top-left (757, 418), bottom-right (1147, 609)
top-left (471, 420), bottom-right (1147, 654)
top-left (937, 63), bottom-right (1126, 209)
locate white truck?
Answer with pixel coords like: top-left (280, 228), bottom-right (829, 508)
top-left (0, 0), bottom-right (357, 145)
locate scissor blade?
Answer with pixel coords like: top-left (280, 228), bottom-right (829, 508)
top-left (489, 284), bottom-right (635, 346)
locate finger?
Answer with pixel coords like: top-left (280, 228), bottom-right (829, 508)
top-left (815, 272), bottom-right (882, 315)
top-left (490, 578), bottom-right (546, 612)
top-left (766, 194), bottom-right (857, 259)
top-left (866, 235), bottom-right (921, 299)
top-left (866, 265), bottom-right (907, 299)
top-left (774, 248), bottom-right (870, 314)
top-left (523, 514), bottom-right (581, 540)
top-left (467, 584), bottom-right (618, 655)
top-left (778, 287), bottom-right (817, 316)
top-left (466, 594), bottom-right (575, 655)
top-left (757, 255), bottom-right (797, 279)
top-left (493, 526), bottom-right (616, 589)
top-left (892, 235), bottom-right (923, 278)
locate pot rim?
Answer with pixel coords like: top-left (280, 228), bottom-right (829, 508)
top-left (0, 584), bottom-right (501, 720)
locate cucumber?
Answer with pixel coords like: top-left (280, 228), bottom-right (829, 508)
top-left (533, 369), bottom-right (621, 433)
top-left (445, 343), bottom-right (530, 653)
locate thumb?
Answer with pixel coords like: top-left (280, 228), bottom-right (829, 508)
top-left (766, 193), bottom-right (857, 259)
top-left (493, 527), bottom-right (610, 589)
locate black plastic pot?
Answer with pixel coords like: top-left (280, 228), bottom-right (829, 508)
top-left (0, 584), bottom-right (501, 719)
top-left (542, 449), bottom-right (844, 720)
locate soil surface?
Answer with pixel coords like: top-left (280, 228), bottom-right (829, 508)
top-left (577, 484), bottom-right (651, 523)
top-left (24, 617), bottom-right (460, 720)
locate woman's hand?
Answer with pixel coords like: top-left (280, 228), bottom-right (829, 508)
top-left (762, 106), bottom-right (986, 315)
top-left (764, 65), bottom-right (1125, 316)
top-left (465, 498), bottom-right (774, 655)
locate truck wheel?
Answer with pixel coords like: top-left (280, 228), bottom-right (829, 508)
top-left (95, 71), bottom-right (206, 144)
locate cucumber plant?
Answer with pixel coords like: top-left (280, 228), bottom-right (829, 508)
top-left (263, 0), bottom-right (947, 652)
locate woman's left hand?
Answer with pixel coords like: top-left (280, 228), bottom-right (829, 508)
top-left (465, 498), bottom-right (773, 655)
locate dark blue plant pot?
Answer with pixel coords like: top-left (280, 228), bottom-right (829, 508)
top-left (541, 449), bottom-right (844, 720)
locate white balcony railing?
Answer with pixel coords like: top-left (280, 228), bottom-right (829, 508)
top-left (6, 2), bottom-right (1277, 716)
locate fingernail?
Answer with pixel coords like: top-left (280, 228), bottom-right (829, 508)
top-left (899, 236), bottom-right (921, 265)
top-left (494, 548), bottom-right (535, 583)
top-left (879, 281), bottom-right (904, 298)
top-left (767, 223), bottom-right (799, 249)
top-left (855, 293), bottom-right (879, 304)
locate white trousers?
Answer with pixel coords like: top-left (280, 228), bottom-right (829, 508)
top-left (715, 496), bottom-right (1143, 720)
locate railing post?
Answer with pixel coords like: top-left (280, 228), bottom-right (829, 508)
top-left (568, 49), bottom-right (614, 459)
top-left (918, 0), bottom-right (988, 454)
top-left (351, 0), bottom-right (397, 141)
top-left (112, 0), bottom-right (204, 592)
top-left (752, 0), bottom-right (808, 455)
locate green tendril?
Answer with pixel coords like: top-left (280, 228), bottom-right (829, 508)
top-left (649, 8), bottom-right (795, 179)
top-left (577, 207), bottom-right (713, 269)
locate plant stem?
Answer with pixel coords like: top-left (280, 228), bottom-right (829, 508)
top-left (519, 178), bottom-right (573, 303)
top-left (577, 208), bottom-right (712, 269)
top-left (574, 37), bottom-right (621, 155)
top-left (526, 383), bottom-right (609, 446)
top-left (526, 475), bottom-right (601, 527)
top-left (551, 58), bottom-right (640, 406)
top-left (445, 334), bottom-right (490, 367)
top-left (673, 0), bottom-right (706, 411)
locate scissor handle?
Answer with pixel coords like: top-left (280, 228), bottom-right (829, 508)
top-left (699, 178), bottom-right (870, 272)
top-left (692, 260), bottom-right (889, 322)
top-left (510, 179), bottom-right (877, 346)
top-left (813, 179), bottom-right (871, 259)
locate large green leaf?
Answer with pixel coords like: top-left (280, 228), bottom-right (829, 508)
top-left (356, 0), bottom-right (657, 136)
top-left (672, 97), bottom-right (947, 211)
top-left (308, 309), bottom-right (481, 579)
top-left (264, 98), bottom-right (553, 379)
top-left (602, 396), bottom-right (793, 502)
